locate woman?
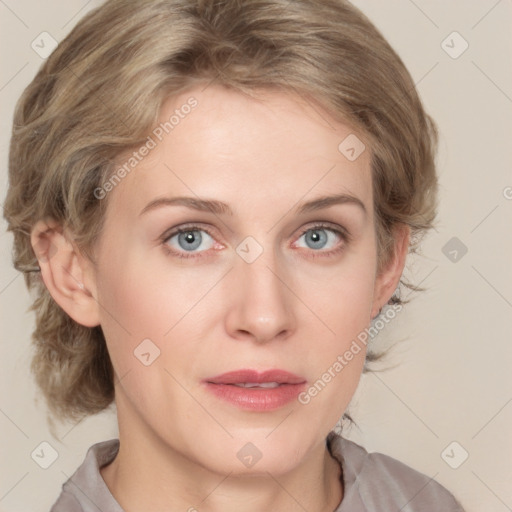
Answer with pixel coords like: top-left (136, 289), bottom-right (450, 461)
top-left (4, 0), bottom-right (465, 510)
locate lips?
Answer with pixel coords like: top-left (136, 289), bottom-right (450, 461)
top-left (203, 369), bottom-right (306, 411)
top-left (205, 369), bottom-right (306, 386)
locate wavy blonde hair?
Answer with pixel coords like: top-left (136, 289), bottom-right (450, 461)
top-left (4, 0), bottom-right (438, 430)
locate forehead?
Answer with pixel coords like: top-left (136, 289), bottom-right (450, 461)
top-left (107, 84), bottom-right (373, 219)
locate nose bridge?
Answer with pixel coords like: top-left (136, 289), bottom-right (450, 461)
top-left (226, 235), bottom-right (295, 342)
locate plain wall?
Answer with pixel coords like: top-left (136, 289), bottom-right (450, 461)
top-left (1, 1), bottom-right (511, 511)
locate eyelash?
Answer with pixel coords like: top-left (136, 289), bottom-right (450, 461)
top-left (160, 222), bottom-right (351, 260)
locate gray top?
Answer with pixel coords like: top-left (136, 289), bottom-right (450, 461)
top-left (50, 432), bottom-right (465, 511)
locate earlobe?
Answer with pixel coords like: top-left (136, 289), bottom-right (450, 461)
top-left (30, 219), bottom-right (100, 328)
top-left (371, 224), bottom-right (410, 319)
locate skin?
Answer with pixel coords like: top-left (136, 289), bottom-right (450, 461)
top-left (31, 83), bottom-right (409, 512)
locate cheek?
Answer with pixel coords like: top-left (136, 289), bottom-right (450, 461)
top-left (295, 275), bottom-right (371, 427)
top-left (304, 249), bottom-right (376, 341)
top-left (294, 247), bottom-right (376, 412)
top-left (93, 247), bottom-right (219, 375)
top-left (93, 250), bottom-right (163, 366)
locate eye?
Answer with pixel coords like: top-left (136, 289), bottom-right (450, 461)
top-left (293, 223), bottom-right (349, 257)
top-left (160, 222), bottom-right (350, 260)
top-left (162, 225), bottom-right (217, 259)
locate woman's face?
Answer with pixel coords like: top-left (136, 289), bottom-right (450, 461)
top-left (89, 83), bottom-right (387, 475)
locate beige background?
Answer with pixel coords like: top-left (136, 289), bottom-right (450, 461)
top-left (1, 1), bottom-right (511, 511)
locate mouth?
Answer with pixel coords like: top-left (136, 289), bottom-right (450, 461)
top-left (230, 382), bottom-right (282, 388)
top-left (205, 369), bottom-right (306, 385)
top-left (203, 369), bottom-right (307, 411)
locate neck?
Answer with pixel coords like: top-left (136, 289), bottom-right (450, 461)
top-left (100, 415), bottom-right (343, 512)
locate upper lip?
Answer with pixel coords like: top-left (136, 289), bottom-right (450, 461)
top-left (205, 369), bottom-right (306, 385)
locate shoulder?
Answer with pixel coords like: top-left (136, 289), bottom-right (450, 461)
top-left (49, 491), bottom-right (81, 512)
top-left (327, 432), bottom-right (465, 511)
top-left (49, 439), bottom-right (121, 512)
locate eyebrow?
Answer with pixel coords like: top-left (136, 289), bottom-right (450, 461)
top-left (139, 193), bottom-right (367, 217)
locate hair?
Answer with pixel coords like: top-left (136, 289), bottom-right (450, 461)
top-left (4, 0), bottom-right (439, 430)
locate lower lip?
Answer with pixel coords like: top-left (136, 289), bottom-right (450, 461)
top-left (204, 382), bottom-right (306, 411)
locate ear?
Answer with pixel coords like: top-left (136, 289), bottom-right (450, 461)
top-left (370, 223), bottom-right (410, 319)
top-left (30, 219), bottom-right (100, 327)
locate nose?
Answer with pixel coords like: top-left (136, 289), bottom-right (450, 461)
top-left (224, 244), bottom-right (296, 344)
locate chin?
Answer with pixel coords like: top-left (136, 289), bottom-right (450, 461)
top-left (187, 427), bottom-right (319, 477)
